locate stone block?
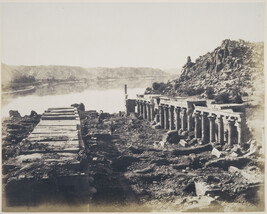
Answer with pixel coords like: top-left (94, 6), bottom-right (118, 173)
top-left (211, 148), bottom-right (221, 158)
top-left (230, 152), bottom-right (239, 157)
top-left (179, 139), bottom-right (187, 147)
top-left (228, 166), bottom-right (240, 174)
top-left (194, 181), bottom-right (209, 196)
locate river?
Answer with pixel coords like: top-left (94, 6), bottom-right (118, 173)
top-left (1, 84), bottom-right (146, 118)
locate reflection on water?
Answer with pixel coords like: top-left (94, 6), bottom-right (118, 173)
top-left (1, 79), bottom-right (155, 117)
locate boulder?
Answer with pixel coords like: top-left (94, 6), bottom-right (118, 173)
top-left (30, 110), bottom-right (38, 118)
top-left (9, 110), bottom-right (21, 119)
top-left (162, 130), bottom-right (180, 144)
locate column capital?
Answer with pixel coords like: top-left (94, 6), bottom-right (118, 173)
top-left (208, 115), bottom-right (216, 121)
top-left (175, 106), bottom-right (181, 111)
top-left (163, 106), bottom-right (169, 110)
top-left (235, 120), bottom-right (242, 128)
top-left (227, 119), bottom-right (235, 126)
top-left (216, 115), bottom-right (224, 123)
top-left (200, 111), bottom-right (209, 117)
top-left (194, 111), bottom-right (201, 117)
top-left (217, 114), bottom-right (223, 119)
top-left (181, 108), bottom-right (187, 113)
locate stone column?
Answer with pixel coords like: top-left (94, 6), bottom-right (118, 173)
top-left (208, 115), bottom-right (216, 143)
top-left (194, 111), bottom-right (201, 138)
top-left (201, 112), bottom-right (208, 143)
top-left (175, 107), bottom-right (181, 131)
top-left (187, 111), bottom-right (193, 132)
top-left (136, 101), bottom-right (140, 115)
top-left (140, 102), bottom-right (143, 117)
top-left (150, 104), bottom-right (154, 122)
top-left (159, 106), bottom-right (164, 128)
top-left (163, 106), bottom-right (169, 130)
top-left (169, 106), bottom-right (175, 130)
top-left (216, 115), bottom-right (224, 145)
top-left (181, 108), bottom-right (187, 131)
top-left (147, 103), bottom-right (151, 121)
top-left (143, 102), bottom-right (147, 119)
top-left (235, 117), bottom-right (244, 146)
top-left (227, 119), bottom-right (235, 146)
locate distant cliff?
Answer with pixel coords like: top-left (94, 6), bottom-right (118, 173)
top-left (145, 39), bottom-right (264, 104)
top-left (1, 64), bottom-right (169, 87)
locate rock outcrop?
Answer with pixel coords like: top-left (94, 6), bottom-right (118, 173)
top-left (146, 39), bottom-right (264, 104)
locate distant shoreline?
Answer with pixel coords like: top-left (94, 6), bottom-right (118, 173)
top-left (2, 85), bottom-right (36, 95)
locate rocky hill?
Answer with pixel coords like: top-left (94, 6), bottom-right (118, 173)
top-left (145, 39), bottom-right (264, 104)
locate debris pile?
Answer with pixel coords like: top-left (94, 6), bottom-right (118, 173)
top-left (80, 111), bottom-right (264, 211)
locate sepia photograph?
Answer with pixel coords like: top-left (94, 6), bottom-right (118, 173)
top-left (1, 0), bottom-right (265, 212)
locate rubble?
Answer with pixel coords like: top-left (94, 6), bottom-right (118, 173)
top-left (2, 108), bottom-right (264, 211)
top-left (79, 111), bottom-right (264, 211)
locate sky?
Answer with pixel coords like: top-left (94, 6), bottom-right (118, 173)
top-left (1, 2), bottom-right (265, 69)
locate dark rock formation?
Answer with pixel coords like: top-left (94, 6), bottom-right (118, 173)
top-left (9, 110), bottom-right (21, 119)
top-left (30, 110), bottom-right (38, 118)
top-left (148, 39), bottom-right (264, 104)
top-left (71, 103), bottom-right (85, 111)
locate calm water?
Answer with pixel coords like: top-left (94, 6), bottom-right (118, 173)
top-left (2, 87), bottom-right (145, 117)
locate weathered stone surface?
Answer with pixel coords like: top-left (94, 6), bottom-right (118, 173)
top-left (3, 106), bottom-right (88, 206)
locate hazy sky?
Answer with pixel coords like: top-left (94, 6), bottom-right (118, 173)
top-left (1, 2), bottom-right (264, 69)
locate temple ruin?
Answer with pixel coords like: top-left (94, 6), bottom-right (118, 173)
top-left (128, 94), bottom-right (250, 147)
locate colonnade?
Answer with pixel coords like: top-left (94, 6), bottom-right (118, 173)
top-left (136, 99), bottom-right (245, 146)
top-left (136, 100), bottom-right (155, 123)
